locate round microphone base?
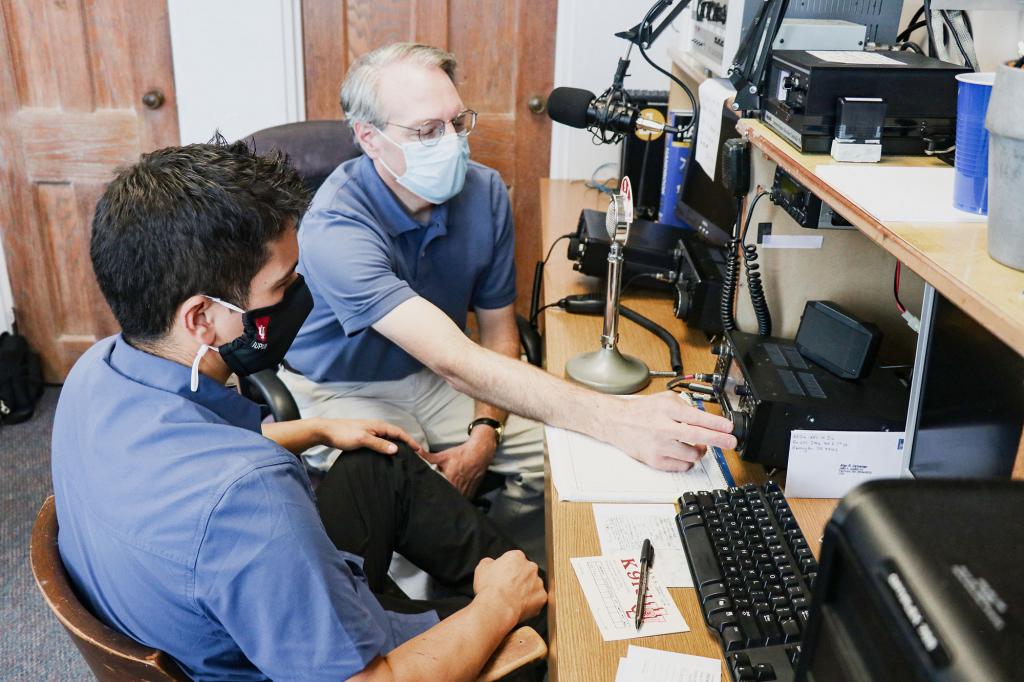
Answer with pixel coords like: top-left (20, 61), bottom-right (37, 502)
top-left (565, 347), bottom-right (651, 395)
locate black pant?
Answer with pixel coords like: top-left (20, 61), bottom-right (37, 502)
top-left (315, 443), bottom-right (546, 631)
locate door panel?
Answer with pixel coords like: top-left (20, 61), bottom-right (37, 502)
top-left (0, 0), bottom-right (180, 381)
top-left (302, 0), bottom-right (558, 316)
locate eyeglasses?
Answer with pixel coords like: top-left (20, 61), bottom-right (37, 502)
top-left (386, 109), bottom-right (477, 147)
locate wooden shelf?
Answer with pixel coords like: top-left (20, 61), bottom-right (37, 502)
top-left (737, 118), bottom-right (1024, 356)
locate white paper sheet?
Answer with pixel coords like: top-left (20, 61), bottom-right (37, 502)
top-left (694, 78), bottom-right (736, 179)
top-left (546, 425), bottom-right (730, 503)
top-left (592, 504), bottom-right (693, 587)
top-left (761, 234), bottom-right (824, 249)
top-left (807, 50), bottom-right (905, 65)
top-left (814, 165), bottom-right (988, 224)
top-left (785, 430), bottom-right (906, 498)
top-left (571, 555), bottom-right (689, 641)
top-left (615, 646), bottom-right (721, 682)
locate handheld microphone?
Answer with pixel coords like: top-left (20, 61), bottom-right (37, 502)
top-left (546, 87), bottom-right (681, 141)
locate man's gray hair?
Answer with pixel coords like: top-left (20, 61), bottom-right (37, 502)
top-left (341, 42), bottom-right (458, 130)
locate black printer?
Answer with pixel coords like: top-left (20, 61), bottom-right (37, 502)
top-left (798, 478), bottom-right (1024, 681)
top-left (762, 50), bottom-right (971, 155)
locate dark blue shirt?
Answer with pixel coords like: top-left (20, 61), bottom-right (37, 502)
top-left (51, 336), bottom-right (438, 680)
top-left (285, 154), bottom-right (517, 383)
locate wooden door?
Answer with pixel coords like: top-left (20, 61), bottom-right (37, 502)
top-left (0, 0), bottom-right (179, 382)
top-left (301, 0), bottom-right (558, 316)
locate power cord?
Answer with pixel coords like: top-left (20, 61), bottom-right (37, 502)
top-left (741, 190), bottom-right (773, 337)
top-left (530, 233), bottom-right (575, 328)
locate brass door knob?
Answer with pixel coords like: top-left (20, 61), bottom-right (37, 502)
top-left (527, 95), bottom-right (546, 114)
top-left (141, 90), bottom-right (165, 110)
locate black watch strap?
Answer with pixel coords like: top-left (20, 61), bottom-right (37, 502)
top-left (467, 417), bottom-right (503, 441)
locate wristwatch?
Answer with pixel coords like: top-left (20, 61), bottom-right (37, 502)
top-left (467, 417), bottom-right (504, 443)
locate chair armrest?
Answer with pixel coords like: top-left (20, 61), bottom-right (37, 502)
top-left (516, 315), bottom-right (542, 368)
top-left (239, 369), bottom-right (301, 422)
top-left (477, 626), bottom-right (547, 682)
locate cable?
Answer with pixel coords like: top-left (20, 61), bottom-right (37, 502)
top-left (939, 10), bottom-right (977, 70)
top-left (543, 233), bottom-right (573, 266)
top-left (741, 191), bottom-right (772, 337)
top-left (894, 261), bottom-right (907, 314)
top-left (720, 197), bottom-right (744, 333)
top-left (529, 302), bottom-right (559, 327)
top-left (896, 41), bottom-right (925, 54)
top-left (636, 3), bottom-right (698, 137)
top-left (586, 161), bottom-right (619, 195)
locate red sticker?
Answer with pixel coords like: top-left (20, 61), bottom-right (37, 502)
top-left (254, 316), bottom-right (270, 343)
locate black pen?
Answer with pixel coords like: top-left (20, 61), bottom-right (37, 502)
top-left (634, 538), bottom-right (655, 630)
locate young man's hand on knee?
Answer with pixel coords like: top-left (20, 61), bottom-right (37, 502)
top-left (263, 418), bottom-right (425, 457)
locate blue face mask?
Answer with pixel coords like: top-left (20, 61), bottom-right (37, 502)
top-left (375, 128), bottom-right (470, 205)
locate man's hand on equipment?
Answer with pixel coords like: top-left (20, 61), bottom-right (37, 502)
top-left (421, 429), bottom-right (497, 497)
top-left (608, 392), bottom-right (737, 471)
top-left (473, 550), bottom-right (546, 626)
top-left (318, 418), bottom-right (426, 457)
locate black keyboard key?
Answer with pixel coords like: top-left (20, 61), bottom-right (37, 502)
top-left (781, 617), bottom-right (801, 643)
top-left (800, 557), bottom-right (818, 574)
top-left (770, 595), bottom-right (788, 611)
top-left (789, 644), bottom-right (802, 665)
top-left (697, 491), bottom-right (715, 509)
top-left (759, 613), bottom-right (783, 645)
top-left (681, 525), bottom-right (724, 586)
top-left (737, 610), bottom-right (762, 647)
top-left (709, 609), bottom-right (739, 632)
top-left (681, 492), bottom-right (698, 506)
top-left (733, 597), bottom-right (752, 608)
top-left (699, 582), bottom-right (728, 603)
top-left (735, 665), bottom-right (756, 681)
top-left (706, 596), bottom-right (732, 614)
top-left (792, 597), bottom-right (809, 611)
top-left (787, 586), bottom-right (806, 601)
top-left (749, 590), bottom-right (767, 605)
top-left (722, 625), bottom-right (745, 651)
top-left (754, 663), bottom-right (777, 681)
top-left (728, 653), bottom-right (751, 668)
top-left (798, 608), bottom-right (812, 626)
top-left (753, 601), bottom-right (771, 614)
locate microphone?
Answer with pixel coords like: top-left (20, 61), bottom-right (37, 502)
top-left (546, 86), bottom-right (681, 140)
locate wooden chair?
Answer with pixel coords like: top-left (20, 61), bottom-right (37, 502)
top-left (30, 496), bottom-right (546, 681)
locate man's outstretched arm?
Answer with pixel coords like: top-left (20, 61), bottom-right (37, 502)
top-left (373, 296), bottom-right (736, 471)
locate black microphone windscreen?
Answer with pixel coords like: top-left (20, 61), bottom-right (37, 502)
top-left (547, 87), bottom-right (596, 129)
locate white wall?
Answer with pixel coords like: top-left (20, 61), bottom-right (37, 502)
top-left (549, 0), bottom-right (688, 180)
top-left (0, 239), bottom-right (13, 334)
top-left (168, 0), bottom-right (305, 144)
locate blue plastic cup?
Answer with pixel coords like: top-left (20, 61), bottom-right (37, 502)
top-left (954, 72), bottom-right (995, 215)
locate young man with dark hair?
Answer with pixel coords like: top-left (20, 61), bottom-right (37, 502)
top-left (52, 140), bottom-right (545, 681)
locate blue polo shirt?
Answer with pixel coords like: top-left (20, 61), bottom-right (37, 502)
top-left (285, 154), bottom-right (517, 383)
top-left (51, 336), bottom-right (438, 680)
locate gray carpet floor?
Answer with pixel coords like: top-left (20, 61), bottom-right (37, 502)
top-left (1, 387), bottom-right (92, 680)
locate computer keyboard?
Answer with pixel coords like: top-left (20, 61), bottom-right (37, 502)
top-left (676, 482), bottom-right (818, 682)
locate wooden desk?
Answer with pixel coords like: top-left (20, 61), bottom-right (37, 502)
top-left (540, 179), bottom-right (838, 682)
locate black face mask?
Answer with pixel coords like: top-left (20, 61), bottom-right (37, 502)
top-left (217, 275), bottom-right (313, 377)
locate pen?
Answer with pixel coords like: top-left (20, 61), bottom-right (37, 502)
top-left (634, 538), bottom-right (655, 630)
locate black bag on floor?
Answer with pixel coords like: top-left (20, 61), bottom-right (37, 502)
top-left (0, 331), bottom-right (44, 424)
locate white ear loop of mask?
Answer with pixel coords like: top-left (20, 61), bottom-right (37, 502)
top-left (190, 295), bottom-right (245, 392)
top-left (190, 344), bottom-right (219, 392)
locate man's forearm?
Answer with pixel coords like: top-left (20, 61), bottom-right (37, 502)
top-left (355, 590), bottom-right (517, 682)
top-left (261, 418), bottom-right (324, 455)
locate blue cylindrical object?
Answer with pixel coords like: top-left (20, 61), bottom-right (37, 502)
top-left (953, 72), bottom-right (995, 215)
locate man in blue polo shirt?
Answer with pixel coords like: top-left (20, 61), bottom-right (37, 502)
top-left (52, 141), bottom-right (545, 680)
top-left (282, 43), bottom-right (738, 546)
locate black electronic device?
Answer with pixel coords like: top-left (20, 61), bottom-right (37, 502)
top-left (799, 478), bottom-right (1024, 681)
top-left (770, 168), bottom-right (850, 229)
top-left (763, 50), bottom-right (971, 155)
top-left (673, 236), bottom-right (726, 334)
top-left (795, 301), bottom-right (881, 380)
top-left (676, 481), bottom-right (816, 681)
top-left (621, 89), bottom-right (670, 220)
top-left (675, 103), bottom-right (740, 246)
top-left (712, 329), bottom-right (908, 469)
top-left (569, 208), bottom-right (681, 285)
top-left (905, 289), bottom-right (1024, 479)
top-left (568, 209), bottom-right (727, 335)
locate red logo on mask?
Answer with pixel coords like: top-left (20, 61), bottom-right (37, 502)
top-left (254, 316), bottom-right (270, 343)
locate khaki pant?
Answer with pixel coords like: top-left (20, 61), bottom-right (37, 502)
top-left (278, 366), bottom-right (546, 563)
